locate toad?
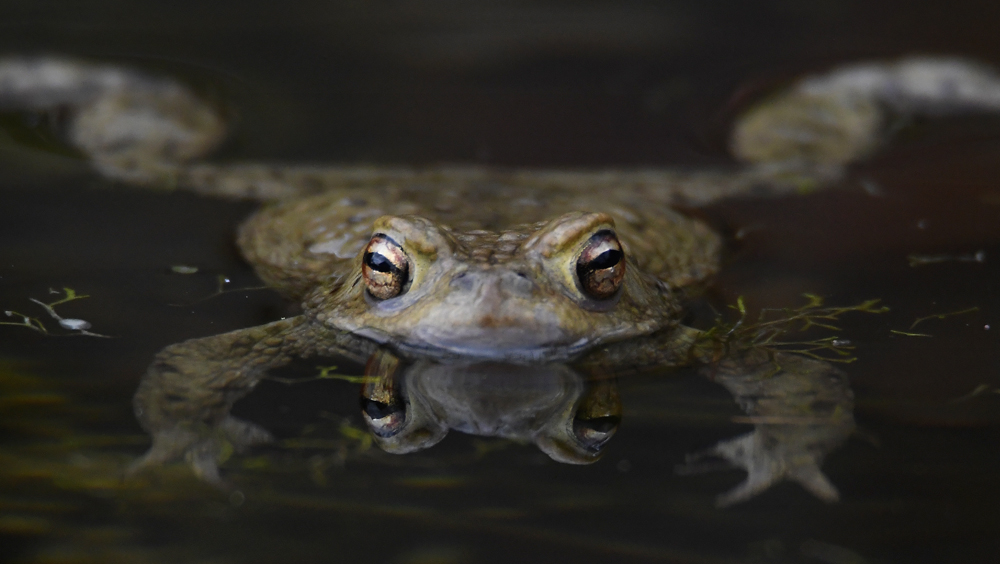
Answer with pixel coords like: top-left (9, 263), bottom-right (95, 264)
top-left (1, 56), bottom-right (996, 493)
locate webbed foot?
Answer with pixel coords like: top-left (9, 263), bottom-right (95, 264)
top-left (676, 429), bottom-right (840, 507)
top-left (682, 350), bottom-right (854, 506)
top-left (128, 317), bottom-right (372, 485)
top-left (128, 416), bottom-right (273, 487)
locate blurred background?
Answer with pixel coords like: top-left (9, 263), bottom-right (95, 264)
top-left (1, 1), bottom-right (1000, 563)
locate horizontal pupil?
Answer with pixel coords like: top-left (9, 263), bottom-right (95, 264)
top-left (575, 415), bottom-right (621, 434)
top-left (586, 249), bottom-right (622, 271)
top-left (360, 398), bottom-right (403, 420)
top-left (364, 251), bottom-right (398, 274)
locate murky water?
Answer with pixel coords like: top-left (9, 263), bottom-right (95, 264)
top-left (2, 1), bottom-right (1000, 562)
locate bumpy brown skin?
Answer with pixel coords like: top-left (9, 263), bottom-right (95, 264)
top-left (237, 179), bottom-right (723, 299)
top-left (240, 187), bottom-right (719, 361)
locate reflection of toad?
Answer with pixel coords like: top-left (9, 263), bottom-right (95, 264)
top-left (1, 56), bottom-right (995, 493)
top-left (358, 352), bottom-right (623, 465)
top-left (358, 350), bottom-right (854, 506)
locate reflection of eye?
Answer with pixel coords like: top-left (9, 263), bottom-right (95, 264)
top-left (360, 397), bottom-right (406, 437)
top-left (576, 230), bottom-right (625, 300)
top-left (362, 234), bottom-right (409, 299)
top-left (572, 415), bottom-right (620, 453)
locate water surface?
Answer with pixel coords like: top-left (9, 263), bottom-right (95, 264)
top-left (2, 1), bottom-right (1000, 562)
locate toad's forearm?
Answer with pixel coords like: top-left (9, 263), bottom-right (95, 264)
top-left (133, 316), bottom-right (375, 434)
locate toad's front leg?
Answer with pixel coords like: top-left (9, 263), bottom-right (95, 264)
top-left (577, 329), bottom-right (855, 505)
top-left (130, 316), bottom-right (375, 484)
top-left (677, 350), bottom-right (855, 506)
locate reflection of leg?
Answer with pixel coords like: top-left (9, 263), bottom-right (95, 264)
top-left (0, 57), bottom-right (226, 185)
top-left (732, 58), bottom-right (1000, 175)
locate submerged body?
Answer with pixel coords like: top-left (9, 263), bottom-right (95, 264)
top-left (2, 55), bottom-right (999, 501)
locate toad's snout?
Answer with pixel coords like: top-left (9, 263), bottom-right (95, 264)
top-left (445, 268), bottom-right (544, 328)
top-left (408, 267), bottom-right (568, 356)
top-left (449, 269), bottom-right (536, 302)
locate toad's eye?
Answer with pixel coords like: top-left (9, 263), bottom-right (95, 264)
top-left (360, 396), bottom-right (406, 437)
top-left (576, 230), bottom-right (625, 300)
top-left (362, 234), bottom-right (410, 300)
top-left (573, 413), bottom-right (621, 454)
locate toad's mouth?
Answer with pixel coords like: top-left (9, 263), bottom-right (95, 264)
top-left (349, 323), bottom-right (641, 363)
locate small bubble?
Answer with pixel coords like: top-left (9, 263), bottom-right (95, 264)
top-left (986, 325), bottom-right (991, 330)
top-left (229, 490), bottom-right (245, 507)
top-left (916, 219), bottom-right (928, 230)
top-left (617, 459), bottom-right (632, 473)
top-left (223, 278), bottom-right (231, 284)
top-left (59, 319), bottom-right (91, 331)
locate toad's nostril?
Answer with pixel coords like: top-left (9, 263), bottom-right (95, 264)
top-left (449, 271), bottom-right (476, 291)
top-left (501, 270), bottom-right (535, 296)
top-left (448, 270), bottom-right (534, 297)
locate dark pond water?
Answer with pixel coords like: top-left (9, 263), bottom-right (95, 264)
top-left (2, 1), bottom-right (1000, 562)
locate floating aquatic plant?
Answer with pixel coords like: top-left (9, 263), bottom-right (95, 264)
top-left (698, 294), bottom-right (888, 367)
top-left (1, 287), bottom-right (108, 337)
